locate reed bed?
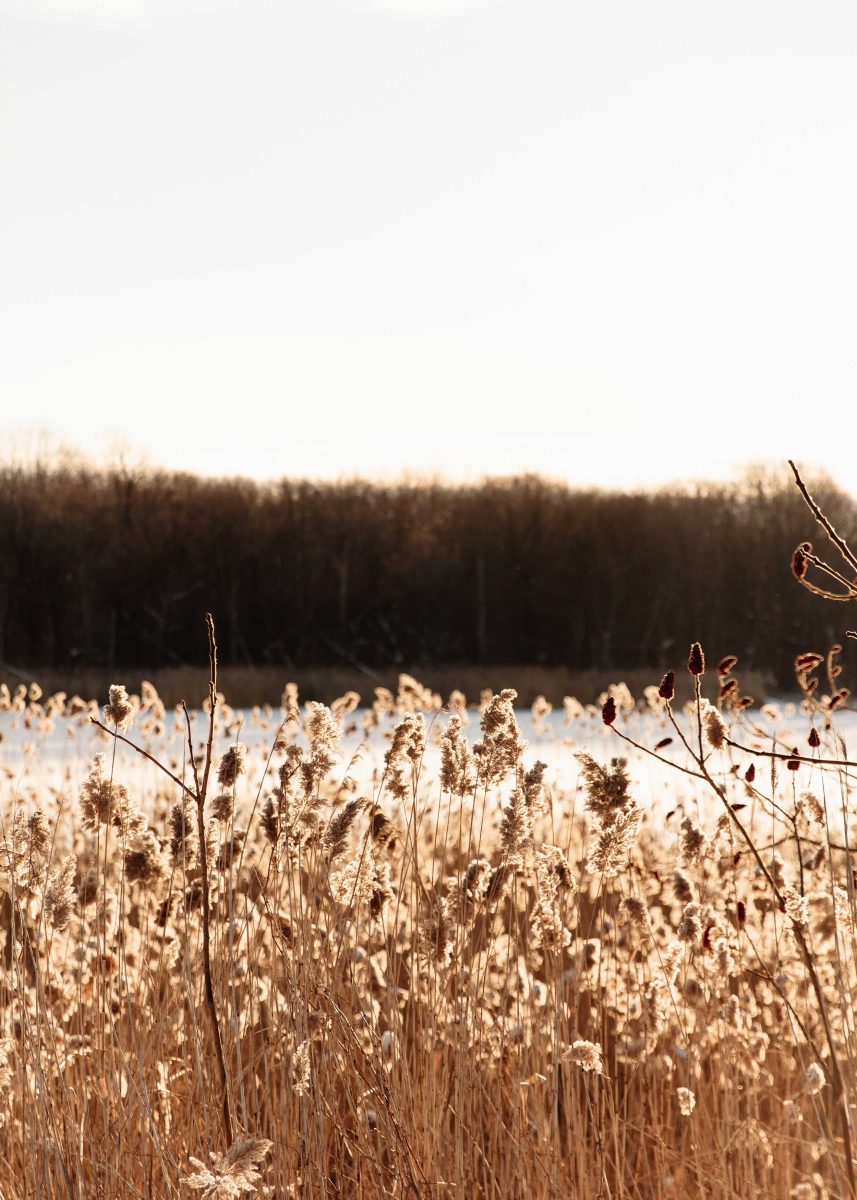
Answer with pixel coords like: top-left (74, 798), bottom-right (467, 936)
top-left (0, 640), bottom-right (856, 1200)
top-left (2, 462), bottom-right (857, 1199)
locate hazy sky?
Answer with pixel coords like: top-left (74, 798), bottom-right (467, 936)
top-left (2, 0), bottom-right (857, 491)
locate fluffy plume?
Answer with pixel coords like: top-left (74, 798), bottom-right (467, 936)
top-left (621, 895), bottom-right (651, 932)
top-left (473, 690), bottom-right (526, 785)
top-left (217, 743), bottom-right (247, 789)
top-left (124, 830), bottom-right (164, 885)
top-left (577, 755), bottom-right (640, 877)
top-left (564, 1040), bottom-right (604, 1075)
top-left (170, 798), bottom-right (198, 868)
top-left (44, 855), bottom-right (77, 931)
top-left (804, 1061), bottom-right (825, 1096)
top-left (292, 1039), bottom-right (312, 1097)
top-left (439, 714), bottom-right (475, 796)
top-left (323, 798), bottom-right (362, 864)
top-left (700, 700), bottom-right (727, 750)
top-left (104, 684), bottom-right (134, 731)
top-left (80, 754), bottom-right (144, 837)
top-left (680, 817), bottom-right (706, 867)
top-left (676, 1087), bottom-right (696, 1116)
top-left (184, 1138), bottom-right (273, 1197)
top-left (383, 715), bottom-right (425, 802)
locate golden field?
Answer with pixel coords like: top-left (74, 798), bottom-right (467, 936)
top-left (0, 635), bottom-right (856, 1200)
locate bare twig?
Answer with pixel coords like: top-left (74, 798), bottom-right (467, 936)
top-left (789, 459), bottom-right (857, 575)
top-left (89, 718), bottom-right (196, 801)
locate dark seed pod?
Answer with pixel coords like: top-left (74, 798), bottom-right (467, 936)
top-left (791, 542), bottom-right (812, 580)
top-left (795, 652), bottom-right (823, 673)
top-left (658, 671), bottom-right (675, 701)
top-left (688, 643), bottom-right (705, 677)
top-left (601, 696), bottom-right (617, 726)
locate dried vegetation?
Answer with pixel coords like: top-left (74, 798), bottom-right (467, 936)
top-left (0, 465), bottom-right (855, 1198)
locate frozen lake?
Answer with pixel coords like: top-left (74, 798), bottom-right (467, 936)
top-left (2, 697), bottom-right (854, 828)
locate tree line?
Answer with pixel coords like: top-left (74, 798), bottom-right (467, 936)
top-left (1, 461), bottom-right (854, 688)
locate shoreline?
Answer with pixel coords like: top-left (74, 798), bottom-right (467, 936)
top-left (0, 662), bottom-right (773, 709)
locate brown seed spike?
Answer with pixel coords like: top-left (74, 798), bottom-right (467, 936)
top-left (717, 656), bottom-right (738, 677)
top-left (787, 749), bottom-right (801, 771)
top-left (601, 696), bottom-right (617, 726)
top-left (744, 763), bottom-right (755, 783)
top-left (687, 643), bottom-right (705, 677)
top-left (658, 670), bottom-right (675, 701)
top-left (791, 542), bottom-right (812, 580)
top-left (808, 727), bottom-right (820, 748)
top-left (795, 652), bottom-right (824, 673)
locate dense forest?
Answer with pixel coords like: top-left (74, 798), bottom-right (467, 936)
top-left (1, 462), bottom-right (854, 689)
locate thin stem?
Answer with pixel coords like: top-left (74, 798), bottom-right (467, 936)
top-left (194, 612), bottom-right (233, 1147)
top-left (789, 459), bottom-right (857, 574)
top-left (727, 738), bottom-right (857, 770)
top-left (88, 718), bottom-right (196, 800)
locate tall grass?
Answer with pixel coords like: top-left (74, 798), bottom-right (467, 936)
top-left (0, 466), bottom-right (856, 1198)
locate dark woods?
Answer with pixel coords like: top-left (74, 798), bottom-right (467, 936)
top-left (2, 462), bottom-right (853, 687)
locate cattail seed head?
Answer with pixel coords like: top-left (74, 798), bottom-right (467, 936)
top-left (658, 671), bottom-right (675, 701)
top-left (601, 696), bottom-right (617, 726)
top-left (687, 643), bottom-right (705, 677)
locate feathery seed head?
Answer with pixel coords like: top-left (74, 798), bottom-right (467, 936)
top-left (105, 683), bottom-right (134, 731)
top-left (676, 1087), bottom-right (696, 1116)
top-left (217, 743), bottom-right (246, 788)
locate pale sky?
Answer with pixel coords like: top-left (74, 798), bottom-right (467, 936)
top-left (2, 0), bottom-right (857, 492)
